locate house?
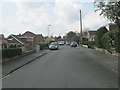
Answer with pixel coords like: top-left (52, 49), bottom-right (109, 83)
top-left (22, 31), bottom-right (43, 43)
top-left (7, 34), bottom-right (35, 51)
top-left (7, 31), bottom-right (43, 51)
top-left (7, 34), bottom-right (25, 48)
top-left (0, 34), bottom-right (9, 49)
top-left (105, 23), bottom-right (118, 31)
top-left (86, 31), bottom-right (97, 41)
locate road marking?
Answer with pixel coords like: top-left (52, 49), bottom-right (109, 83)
top-left (2, 74), bottom-right (11, 80)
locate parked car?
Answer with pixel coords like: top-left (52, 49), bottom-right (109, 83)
top-left (70, 41), bottom-right (78, 47)
top-left (49, 42), bottom-right (59, 50)
top-left (59, 41), bottom-right (65, 45)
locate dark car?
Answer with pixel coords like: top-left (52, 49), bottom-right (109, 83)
top-left (49, 42), bottom-right (59, 50)
top-left (70, 41), bottom-right (78, 47)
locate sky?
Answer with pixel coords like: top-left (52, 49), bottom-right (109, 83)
top-left (0, 0), bottom-right (110, 37)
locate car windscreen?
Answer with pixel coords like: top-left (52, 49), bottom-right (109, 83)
top-left (50, 42), bottom-right (58, 45)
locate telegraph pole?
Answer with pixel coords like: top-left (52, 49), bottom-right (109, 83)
top-left (79, 10), bottom-right (83, 45)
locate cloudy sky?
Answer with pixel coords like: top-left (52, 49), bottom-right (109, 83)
top-left (0, 0), bottom-right (109, 37)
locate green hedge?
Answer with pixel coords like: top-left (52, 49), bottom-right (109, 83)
top-left (2, 48), bottom-right (22, 58)
top-left (95, 26), bottom-right (108, 48)
top-left (102, 29), bottom-right (119, 53)
top-left (39, 42), bottom-right (48, 50)
top-left (83, 41), bottom-right (95, 46)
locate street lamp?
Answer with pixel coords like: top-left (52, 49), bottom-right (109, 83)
top-left (79, 10), bottom-right (83, 45)
top-left (48, 24), bottom-right (51, 37)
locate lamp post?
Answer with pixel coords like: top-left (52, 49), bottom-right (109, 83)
top-left (48, 24), bottom-right (51, 37)
top-left (79, 10), bottom-right (83, 45)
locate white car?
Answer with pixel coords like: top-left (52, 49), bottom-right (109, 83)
top-left (59, 41), bottom-right (65, 45)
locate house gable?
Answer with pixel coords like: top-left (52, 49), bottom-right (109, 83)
top-left (7, 34), bottom-right (24, 45)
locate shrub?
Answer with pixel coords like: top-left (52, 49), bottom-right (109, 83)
top-left (2, 48), bottom-right (22, 58)
top-left (83, 41), bottom-right (95, 46)
top-left (95, 26), bottom-right (108, 48)
top-left (39, 42), bottom-right (48, 50)
top-left (101, 32), bottom-right (111, 53)
top-left (102, 29), bottom-right (119, 53)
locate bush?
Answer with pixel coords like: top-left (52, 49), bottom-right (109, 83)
top-left (39, 42), bottom-right (48, 50)
top-left (83, 41), bottom-right (95, 49)
top-left (102, 29), bottom-right (119, 53)
top-left (95, 26), bottom-right (108, 48)
top-left (83, 41), bottom-right (95, 45)
top-left (2, 48), bottom-right (22, 58)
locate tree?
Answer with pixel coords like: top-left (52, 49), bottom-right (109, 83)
top-left (94, 1), bottom-right (120, 52)
top-left (102, 29), bottom-right (119, 53)
top-left (94, 1), bottom-right (120, 27)
top-left (66, 31), bottom-right (79, 43)
top-left (95, 26), bottom-right (108, 48)
top-left (66, 31), bottom-right (77, 41)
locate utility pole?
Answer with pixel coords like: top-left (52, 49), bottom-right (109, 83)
top-left (79, 10), bottom-right (83, 46)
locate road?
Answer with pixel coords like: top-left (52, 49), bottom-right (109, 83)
top-left (2, 46), bottom-right (118, 88)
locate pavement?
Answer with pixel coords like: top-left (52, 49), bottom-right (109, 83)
top-left (2, 46), bottom-right (118, 88)
top-left (2, 50), bottom-right (50, 77)
top-left (82, 46), bottom-right (118, 75)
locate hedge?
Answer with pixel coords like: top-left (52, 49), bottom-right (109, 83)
top-left (102, 29), bottom-right (119, 53)
top-left (82, 41), bottom-right (95, 46)
top-left (95, 26), bottom-right (108, 48)
top-left (39, 42), bottom-right (48, 50)
top-left (2, 48), bottom-right (22, 58)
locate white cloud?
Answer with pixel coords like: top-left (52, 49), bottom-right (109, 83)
top-left (1, 0), bottom-right (109, 37)
top-left (82, 11), bottom-right (109, 30)
top-left (55, 0), bottom-right (82, 22)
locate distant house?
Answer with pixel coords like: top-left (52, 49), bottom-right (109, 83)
top-left (0, 34), bottom-right (9, 49)
top-left (86, 31), bottom-right (97, 41)
top-left (22, 31), bottom-right (43, 43)
top-left (105, 23), bottom-right (118, 31)
top-left (7, 34), bottom-right (25, 48)
top-left (6, 31), bottom-right (43, 51)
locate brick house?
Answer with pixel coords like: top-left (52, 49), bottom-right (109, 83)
top-left (7, 34), bottom-right (25, 48)
top-left (22, 31), bottom-right (43, 43)
top-left (7, 31), bottom-right (43, 51)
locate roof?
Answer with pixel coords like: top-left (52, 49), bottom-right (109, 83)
top-left (7, 34), bottom-right (24, 45)
top-left (88, 31), bottom-right (97, 35)
top-left (22, 31), bottom-right (35, 37)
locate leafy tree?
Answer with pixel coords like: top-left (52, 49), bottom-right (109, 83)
top-left (94, 0), bottom-right (120, 52)
top-left (95, 26), bottom-right (108, 48)
top-left (94, 1), bottom-right (120, 26)
top-left (66, 31), bottom-right (77, 41)
top-left (65, 31), bottom-right (80, 44)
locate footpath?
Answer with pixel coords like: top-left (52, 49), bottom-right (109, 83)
top-left (2, 50), bottom-right (50, 77)
top-left (82, 45), bottom-right (119, 76)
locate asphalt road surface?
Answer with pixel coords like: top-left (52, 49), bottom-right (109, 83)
top-left (2, 46), bottom-right (118, 88)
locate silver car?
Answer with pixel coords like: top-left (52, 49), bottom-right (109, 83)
top-left (49, 42), bottom-right (59, 50)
